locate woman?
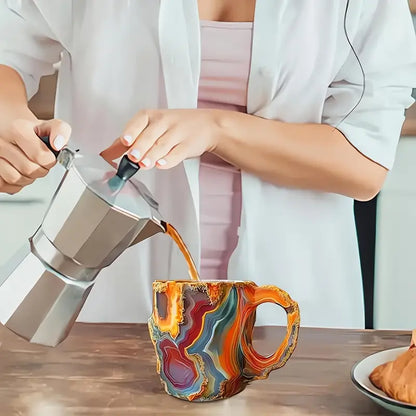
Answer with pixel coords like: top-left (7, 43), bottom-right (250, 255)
top-left (0, 0), bottom-right (415, 327)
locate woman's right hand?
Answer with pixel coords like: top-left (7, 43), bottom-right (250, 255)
top-left (0, 118), bottom-right (71, 194)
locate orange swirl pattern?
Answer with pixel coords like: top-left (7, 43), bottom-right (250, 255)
top-left (148, 281), bottom-right (300, 401)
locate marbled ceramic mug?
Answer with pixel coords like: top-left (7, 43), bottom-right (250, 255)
top-left (148, 280), bottom-right (300, 401)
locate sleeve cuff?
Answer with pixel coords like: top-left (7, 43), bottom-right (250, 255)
top-left (335, 111), bottom-right (407, 170)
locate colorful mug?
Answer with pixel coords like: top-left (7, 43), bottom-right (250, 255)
top-left (148, 280), bottom-right (300, 401)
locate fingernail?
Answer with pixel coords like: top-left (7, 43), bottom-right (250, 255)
top-left (129, 149), bottom-right (141, 160)
top-left (157, 159), bottom-right (167, 166)
top-left (123, 135), bottom-right (134, 145)
top-left (141, 158), bottom-right (151, 167)
top-left (53, 135), bottom-right (65, 150)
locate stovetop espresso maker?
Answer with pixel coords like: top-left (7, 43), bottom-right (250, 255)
top-left (0, 137), bottom-right (166, 347)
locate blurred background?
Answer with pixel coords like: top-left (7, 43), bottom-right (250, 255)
top-left (1, 1), bottom-right (416, 330)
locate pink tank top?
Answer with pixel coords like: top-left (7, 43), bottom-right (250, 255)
top-left (198, 20), bottom-right (253, 280)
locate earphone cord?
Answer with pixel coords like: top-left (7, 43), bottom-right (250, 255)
top-left (335, 0), bottom-right (366, 127)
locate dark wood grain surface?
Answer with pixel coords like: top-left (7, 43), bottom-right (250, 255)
top-left (0, 323), bottom-right (411, 415)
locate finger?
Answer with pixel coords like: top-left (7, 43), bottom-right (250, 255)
top-left (11, 119), bottom-right (70, 169)
top-left (0, 177), bottom-right (23, 194)
top-left (35, 119), bottom-right (72, 151)
top-left (122, 110), bottom-right (151, 146)
top-left (155, 143), bottom-right (189, 170)
top-left (139, 130), bottom-right (180, 169)
top-left (0, 140), bottom-right (48, 179)
top-left (100, 110), bottom-right (156, 162)
top-left (0, 158), bottom-right (34, 187)
top-left (100, 138), bottom-right (128, 162)
top-left (127, 123), bottom-right (168, 168)
top-left (11, 119), bottom-right (55, 168)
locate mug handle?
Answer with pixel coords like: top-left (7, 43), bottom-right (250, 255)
top-left (241, 285), bottom-right (300, 380)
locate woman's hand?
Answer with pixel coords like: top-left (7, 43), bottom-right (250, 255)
top-left (100, 109), bottom-right (222, 169)
top-left (0, 118), bottom-right (71, 194)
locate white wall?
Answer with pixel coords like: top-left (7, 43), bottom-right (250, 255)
top-left (374, 137), bottom-right (416, 329)
top-left (373, 5), bottom-right (416, 330)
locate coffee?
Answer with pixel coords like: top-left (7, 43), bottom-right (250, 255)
top-left (164, 223), bottom-right (199, 281)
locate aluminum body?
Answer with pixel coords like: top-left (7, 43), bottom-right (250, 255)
top-left (0, 150), bottom-right (165, 346)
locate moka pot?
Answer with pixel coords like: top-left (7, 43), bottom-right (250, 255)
top-left (0, 137), bottom-right (166, 347)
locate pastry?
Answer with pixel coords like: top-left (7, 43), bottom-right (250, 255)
top-left (370, 330), bottom-right (416, 405)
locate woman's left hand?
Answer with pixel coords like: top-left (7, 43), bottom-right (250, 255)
top-left (100, 109), bottom-right (224, 169)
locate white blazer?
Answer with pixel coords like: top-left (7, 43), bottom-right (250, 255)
top-left (1, 0), bottom-right (416, 328)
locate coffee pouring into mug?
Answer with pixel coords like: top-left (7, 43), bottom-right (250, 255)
top-left (0, 136), bottom-right (169, 347)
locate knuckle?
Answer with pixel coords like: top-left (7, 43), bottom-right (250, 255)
top-left (153, 138), bottom-right (164, 148)
top-left (150, 110), bottom-right (163, 122)
top-left (35, 147), bottom-right (57, 167)
top-left (168, 148), bottom-right (182, 161)
top-left (0, 165), bottom-right (19, 185)
top-left (136, 109), bottom-right (149, 120)
top-left (8, 173), bottom-right (22, 185)
top-left (20, 166), bottom-right (35, 177)
top-left (36, 168), bottom-right (49, 178)
top-left (21, 165), bottom-right (41, 178)
top-left (152, 140), bottom-right (168, 154)
top-left (143, 149), bottom-right (157, 160)
top-left (8, 186), bottom-right (23, 195)
top-left (136, 132), bottom-right (153, 146)
top-left (42, 158), bottom-right (57, 170)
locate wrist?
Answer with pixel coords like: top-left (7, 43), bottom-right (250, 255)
top-left (210, 109), bottom-right (241, 154)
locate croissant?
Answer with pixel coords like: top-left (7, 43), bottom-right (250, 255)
top-left (369, 330), bottom-right (416, 405)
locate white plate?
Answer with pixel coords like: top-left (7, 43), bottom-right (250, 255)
top-left (351, 347), bottom-right (416, 416)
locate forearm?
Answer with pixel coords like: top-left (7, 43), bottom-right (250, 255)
top-left (213, 111), bottom-right (387, 201)
top-left (0, 65), bottom-right (37, 124)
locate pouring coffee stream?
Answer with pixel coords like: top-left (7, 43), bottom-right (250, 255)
top-left (164, 223), bottom-right (199, 282)
top-left (0, 136), bottom-right (199, 347)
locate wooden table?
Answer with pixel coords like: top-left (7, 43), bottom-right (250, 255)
top-left (0, 323), bottom-right (411, 415)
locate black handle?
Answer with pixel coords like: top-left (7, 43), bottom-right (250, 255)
top-left (116, 155), bottom-right (140, 182)
top-left (39, 136), bottom-right (60, 158)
